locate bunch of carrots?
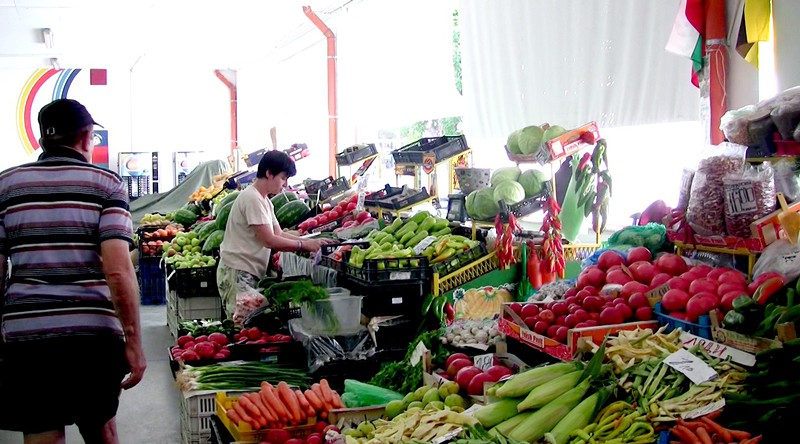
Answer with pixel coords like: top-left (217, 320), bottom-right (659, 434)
top-left (669, 412), bottom-right (761, 444)
top-left (226, 379), bottom-right (345, 430)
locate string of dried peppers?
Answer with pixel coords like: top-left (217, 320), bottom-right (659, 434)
top-left (494, 213), bottom-right (522, 269)
top-left (541, 196), bottom-right (566, 277)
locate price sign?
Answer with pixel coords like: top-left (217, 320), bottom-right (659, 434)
top-left (680, 331), bottom-right (756, 367)
top-left (664, 348), bottom-right (718, 385)
top-left (382, 212), bottom-right (394, 224)
top-left (390, 271), bottom-right (412, 280)
top-left (682, 399), bottom-right (725, 420)
top-left (413, 236), bottom-right (437, 255)
top-left (474, 353), bottom-right (495, 371)
top-left (409, 341), bottom-right (428, 367)
top-left (725, 182), bottom-right (757, 216)
top-left (356, 172), bottom-right (369, 212)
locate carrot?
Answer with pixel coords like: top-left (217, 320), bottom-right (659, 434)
top-left (296, 389), bottom-right (316, 417)
top-left (238, 396), bottom-right (266, 428)
top-left (678, 418), bottom-right (702, 430)
top-left (728, 429), bottom-right (752, 441)
top-left (261, 382), bottom-right (291, 422)
top-left (672, 425), bottom-right (701, 444)
top-left (246, 392), bottom-right (277, 425)
top-left (304, 389), bottom-right (326, 412)
top-left (233, 401), bottom-right (258, 429)
top-left (330, 390), bottom-right (344, 409)
top-left (278, 382), bottom-right (305, 424)
top-left (747, 435), bottom-right (762, 444)
top-left (319, 379), bottom-right (335, 404)
top-left (695, 427), bottom-right (713, 444)
top-left (226, 408), bottom-right (243, 426)
top-left (704, 410), bottom-right (721, 420)
top-left (312, 383), bottom-right (334, 411)
top-left (698, 417), bottom-right (731, 443)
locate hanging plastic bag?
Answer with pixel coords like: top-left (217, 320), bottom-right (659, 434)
top-left (752, 239), bottom-right (800, 283)
top-left (343, 379), bottom-right (404, 407)
top-left (686, 143), bottom-right (747, 236)
top-left (773, 158), bottom-right (800, 202)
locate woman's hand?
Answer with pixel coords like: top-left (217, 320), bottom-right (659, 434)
top-left (301, 238), bottom-right (335, 252)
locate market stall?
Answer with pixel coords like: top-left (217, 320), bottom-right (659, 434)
top-left (130, 92), bottom-right (800, 444)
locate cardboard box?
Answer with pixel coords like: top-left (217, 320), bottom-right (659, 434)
top-left (749, 200), bottom-right (800, 247)
top-left (708, 310), bottom-right (792, 355)
top-left (499, 303), bottom-right (658, 362)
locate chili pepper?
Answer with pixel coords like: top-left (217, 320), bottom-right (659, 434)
top-left (579, 152), bottom-right (593, 171)
top-left (600, 170), bottom-right (613, 197)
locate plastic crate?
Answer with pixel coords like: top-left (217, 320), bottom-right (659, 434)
top-left (364, 185), bottom-right (430, 210)
top-left (342, 251), bottom-right (430, 284)
top-left (431, 244), bottom-right (488, 276)
top-left (304, 176), bottom-right (351, 201)
top-left (336, 143), bottom-right (378, 166)
top-left (503, 191), bottom-right (548, 218)
top-left (216, 392), bottom-right (317, 442)
top-left (342, 275), bottom-right (428, 321)
top-left (320, 242), bottom-right (370, 272)
top-left (181, 391), bottom-right (244, 444)
top-left (391, 135), bottom-right (469, 165)
top-left (176, 296), bottom-right (222, 321)
top-left (168, 265), bottom-right (219, 298)
top-left (654, 302), bottom-right (712, 339)
top-left (139, 257), bottom-right (166, 305)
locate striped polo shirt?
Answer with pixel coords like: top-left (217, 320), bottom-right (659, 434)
top-left (0, 146), bottom-right (133, 342)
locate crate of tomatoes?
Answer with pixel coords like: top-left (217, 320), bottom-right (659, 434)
top-left (138, 224), bottom-right (184, 257)
top-left (297, 195), bottom-right (365, 234)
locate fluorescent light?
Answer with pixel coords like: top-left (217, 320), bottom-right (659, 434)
top-left (42, 28), bottom-right (54, 49)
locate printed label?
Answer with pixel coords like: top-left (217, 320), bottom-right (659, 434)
top-left (390, 271), bottom-right (412, 280)
top-left (724, 182), bottom-right (757, 215)
top-left (391, 297), bottom-right (403, 305)
top-left (413, 236), bottom-right (437, 255)
top-left (519, 328), bottom-right (545, 349)
top-left (664, 348), bottom-right (718, 385)
top-left (680, 332), bottom-right (756, 367)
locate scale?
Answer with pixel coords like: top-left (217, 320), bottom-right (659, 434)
top-left (446, 193), bottom-right (468, 222)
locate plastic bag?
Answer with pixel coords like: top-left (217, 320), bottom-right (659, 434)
top-left (606, 223), bottom-right (667, 251)
top-left (677, 168), bottom-right (695, 211)
top-left (720, 105), bottom-right (757, 146)
top-left (686, 143), bottom-right (747, 236)
top-left (233, 290), bottom-right (267, 326)
top-left (771, 101), bottom-right (800, 140)
top-left (723, 163), bottom-right (776, 238)
top-left (753, 239), bottom-right (800, 283)
top-left (343, 379), bottom-right (404, 408)
top-left (773, 158), bottom-right (799, 203)
top-left (288, 318), bottom-right (375, 373)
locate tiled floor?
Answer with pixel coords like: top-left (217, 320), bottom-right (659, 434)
top-left (0, 305), bottom-right (181, 444)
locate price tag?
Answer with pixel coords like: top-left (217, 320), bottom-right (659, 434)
top-left (390, 271), bottom-right (412, 280)
top-left (432, 428), bottom-right (463, 444)
top-left (724, 182), bottom-right (757, 215)
top-left (200, 281), bottom-right (208, 288)
top-left (664, 348), bottom-right (718, 385)
top-left (409, 341), bottom-right (428, 367)
top-left (679, 331), bottom-right (756, 367)
top-left (681, 399), bottom-right (725, 420)
top-left (413, 236), bottom-right (437, 255)
top-left (474, 353), bottom-right (494, 371)
top-left (782, 252), bottom-right (800, 267)
top-left (356, 173), bottom-right (369, 212)
top-left (391, 297), bottom-right (403, 305)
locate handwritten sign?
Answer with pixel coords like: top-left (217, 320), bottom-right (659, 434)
top-left (413, 236), bottom-right (437, 255)
top-left (474, 353), bottom-right (495, 371)
top-left (664, 348), bottom-right (718, 385)
top-left (682, 399), bottom-right (725, 420)
top-left (680, 331), bottom-right (756, 367)
top-left (409, 341), bottom-right (428, 367)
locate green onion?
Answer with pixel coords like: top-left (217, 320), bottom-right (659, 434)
top-left (178, 362), bottom-right (310, 391)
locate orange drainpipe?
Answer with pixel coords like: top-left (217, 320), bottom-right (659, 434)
top-left (214, 70), bottom-right (238, 155)
top-left (304, 5), bottom-right (338, 177)
top-left (705, 0), bottom-right (727, 145)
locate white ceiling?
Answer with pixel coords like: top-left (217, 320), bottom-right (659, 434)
top-left (0, 0), bottom-right (349, 70)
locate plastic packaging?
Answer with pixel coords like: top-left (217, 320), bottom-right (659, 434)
top-left (300, 295), bottom-right (363, 336)
top-left (720, 105), bottom-right (757, 146)
top-left (773, 158), bottom-right (800, 202)
top-left (677, 168), bottom-right (695, 210)
top-left (723, 163), bottom-right (776, 238)
top-left (288, 318), bottom-right (375, 373)
top-left (753, 239), bottom-right (800, 283)
top-left (771, 101), bottom-right (800, 140)
top-left (606, 223), bottom-right (667, 251)
top-left (686, 144), bottom-right (747, 236)
top-left (342, 379), bottom-right (404, 408)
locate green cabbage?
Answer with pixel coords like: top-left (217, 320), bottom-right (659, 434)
top-left (491, 166), bottom-right (521, 187)
top-left (507, 130), bottom-right (522, 154)
top-left (543, 125), bottom-right (567, 142)
top-left (493, 181), bottom-right (526, 205)
top-left (466, 188), bottom-right (500, 220)
top-left (519, 125), bottom-right (545, 155)
top-left (518, 169), bottom-right (549, 198)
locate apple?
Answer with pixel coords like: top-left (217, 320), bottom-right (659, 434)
top-left (455, 366), bottom-right (483, 390)
top-left (447, 358), bottom-right (474, 378)
top-left (552, 302), bottom-right (568, 316)
top-left (509, 302), bottom-right (523, 315)
top-left (599, 306), bottom-right (624, 325)
top-left (467, 372), bottom-right (497, 396)
top-left (524, 317), bottom-right (538, 329)
top-left (555, 326), bottom-right (569, 343)
top-left (533, 321), bottom-right (549, 335)
top-left (538, 309), bottom-right (555, 324)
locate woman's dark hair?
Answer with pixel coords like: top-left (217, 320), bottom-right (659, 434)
top-left (256, 150), bottom-right (297, 178)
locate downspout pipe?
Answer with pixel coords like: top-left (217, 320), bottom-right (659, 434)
top-left (303, 5), bottom-right (338, 177)
top-left (214, 69), bottom-right (238, 156)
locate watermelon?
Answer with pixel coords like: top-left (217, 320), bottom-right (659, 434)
top-left (183, 203), bottom-right (203, 216)
top-left (216, 202), bottom-right (234, 231)
top-left (174, 208), bottom-right (199, 227)
top-left (217, 191), bottom-right (240, 209)
top-left (271, 192), bottom-right (298, 213)
top-left (202, 230), bottom-right (225, 252)
top-left (195, 221), bottom-right (219, 242)
top-left (275, 199), bottom-right (311, 228)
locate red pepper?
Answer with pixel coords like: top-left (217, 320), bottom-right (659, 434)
top-left (578, 152), bottom-right (592, 171)
top-left (752, 277), bottom-right (786, 305)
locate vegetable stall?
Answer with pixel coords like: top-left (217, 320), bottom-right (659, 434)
top-left (130, 90), bottom-right (800, 444)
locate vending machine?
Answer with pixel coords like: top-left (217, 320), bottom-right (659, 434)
top-left (118, 151), bottom-right (152, 200)
top-left (173, 151), bottom-right (204, 185)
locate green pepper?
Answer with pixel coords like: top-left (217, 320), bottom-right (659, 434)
top-left (723, 310), bottom-right (747, 330)
top-left (733, 295), bottom-right (756, 312)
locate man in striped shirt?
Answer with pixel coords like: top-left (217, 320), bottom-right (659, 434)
top-left (0, 99), bottom-right (146, 444)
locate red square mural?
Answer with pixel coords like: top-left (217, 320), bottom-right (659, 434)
top-left (90, 69), bottom-right (107, 85)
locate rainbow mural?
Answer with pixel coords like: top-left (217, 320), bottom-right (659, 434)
top-left (15, 68), bottom-right (84, 155)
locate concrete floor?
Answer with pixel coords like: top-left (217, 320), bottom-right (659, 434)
top-left (0, 305), bottom-right (181, 444)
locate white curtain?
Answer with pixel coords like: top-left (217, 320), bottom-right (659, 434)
top-left (459, 0), bottom-right (699, 139)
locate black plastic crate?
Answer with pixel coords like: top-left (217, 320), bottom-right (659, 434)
top-left (167, 265), bottom-right (218, 298)
top-left (342, 250), bottom-right (430, 284)
top-left (502, 191), bottom-right (548, 218)
top-left (364, 185), bottom-right (430, 210)
top-left (431, 243), bottom-right (489, 276)
top-left (336, 143), bottom-right (378, 166)
top-left (391, 135), bottom-right (469, 165)
top-left (320, 241), bottom-right (370, 272)
top-left (139, 257), bottom-right (166, 305)
top-left (342, 275), bottom-right (428, 322)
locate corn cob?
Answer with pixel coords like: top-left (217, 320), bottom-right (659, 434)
top-left (509, 379), bottom-right (592, 443)
top-left (495, 362), bottom-right (577, 398)
top-left (517, 370), bottom-right (582, 412)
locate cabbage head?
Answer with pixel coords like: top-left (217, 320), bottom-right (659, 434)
top-left (543, 125), bottom-right (567, 142)
top-left (466, 188), bottom-right (500, 220)
top-left (493, 181), bottom-right (526, 205)
top-left (518, 169), bottom-right (549, 197)
top-left (518, 125), bottom-right (545, 155)
top-left (491, 166), bottom-right (521, 187)
top-left (507, 130), bottom-right (522, 154)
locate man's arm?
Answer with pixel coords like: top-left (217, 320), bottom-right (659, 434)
top-left (101, 238), bottom-right (146, 389)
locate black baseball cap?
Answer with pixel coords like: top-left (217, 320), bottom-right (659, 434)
top-left (38, 99), bottom-right (103, 137)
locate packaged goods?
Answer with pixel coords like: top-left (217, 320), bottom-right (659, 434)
top-left (686, 144), bottom-right (747, 236)
top-left (723, 163), bottom-right (776, 238)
